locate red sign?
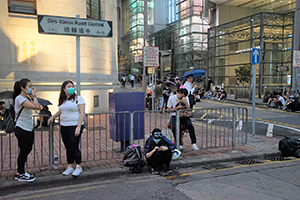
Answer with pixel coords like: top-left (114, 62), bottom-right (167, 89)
top-left (143, 46), bottom-right (159, 67)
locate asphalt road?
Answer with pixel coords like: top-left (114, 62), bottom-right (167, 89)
top-left (2, 158), bottom-right (300, 200)
top-left (192, 99), bottom-right (300, 138)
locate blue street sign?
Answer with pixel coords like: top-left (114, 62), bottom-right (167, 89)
top-left (251, 48), bottom-right (260, 64)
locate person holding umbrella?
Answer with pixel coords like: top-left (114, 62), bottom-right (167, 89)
top-left (183, 75), bottom-right (197, 109)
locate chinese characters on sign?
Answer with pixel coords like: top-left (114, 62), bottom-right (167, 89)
top-left (143, 46), bottom-right (159, 67)
top-left (16, 41), bottom-right (36, 65)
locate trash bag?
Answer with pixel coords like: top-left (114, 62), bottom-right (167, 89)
top-left (123, 145), bottom-right (146, 173)
top-left (278, 136), bottom-right (300, 156)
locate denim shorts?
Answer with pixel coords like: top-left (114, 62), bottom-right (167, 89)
top-left (156, 97), bottom-right (164, 108)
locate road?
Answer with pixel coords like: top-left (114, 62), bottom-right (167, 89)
top-left (192, 99), bottom-right (300, 137)
top-left (2, 157), bottom-right (300, 200)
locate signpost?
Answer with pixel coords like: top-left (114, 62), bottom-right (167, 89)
top-left (38, 15), bottom-right (113, 95)
top-left (143, 46), bottom-right (159, 111)
top-left (276, 66), bottom-right (289, 91)
top-left (251, 48), bottom-right (260, 136)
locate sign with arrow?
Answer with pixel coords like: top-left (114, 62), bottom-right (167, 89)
top-left (38, 15), bottom-right (112, 37)
top-left (251, 48), bottom-right (260, 64)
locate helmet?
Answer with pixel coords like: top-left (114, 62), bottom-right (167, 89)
top-left (172, 149), bottom-right (181, 160)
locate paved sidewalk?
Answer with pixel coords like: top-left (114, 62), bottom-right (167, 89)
top-left (1, 133), bottom-right (281, 189)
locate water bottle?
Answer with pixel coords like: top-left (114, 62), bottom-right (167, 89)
top-left (53, 154), bottom-right (58, 169)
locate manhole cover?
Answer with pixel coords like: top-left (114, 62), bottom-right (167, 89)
top-left (236, 159), bottom-right (263, 165)
top-left (202, 164), bottom-right (231, 170)
top-left (266, 156), bottom-right (291, 161)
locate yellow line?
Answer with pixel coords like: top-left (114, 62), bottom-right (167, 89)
top-left (200, 113), bottom-right (208, 119)
top-left (218, 115), bottom-right (223, 120)
top-left (165, 158), bottom-right (300, 179)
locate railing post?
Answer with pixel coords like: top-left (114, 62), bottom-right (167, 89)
top-left (130, 112), bottom-right (134, 146)
top-left (176, 110), bottom-right (180, 148)
top-left (232, 108), bottom-right (237, 150)
top-left (49, 122), bottom-right (54, 170)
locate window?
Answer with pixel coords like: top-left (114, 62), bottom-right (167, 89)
top-left (94, 95), bottom-right (99, 107)
top-left (8, 0), bottom-right (37, 15)
top-left (87, 0), bottom-right (101, 20)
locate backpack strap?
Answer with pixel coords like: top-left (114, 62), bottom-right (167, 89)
top-left (14, 106), bottom-right (24, 123)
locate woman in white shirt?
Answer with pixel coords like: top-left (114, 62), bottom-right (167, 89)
top-left (13, 78), bottom-right (41, 182)
top-left (48, 80), bottom-right (86, 177)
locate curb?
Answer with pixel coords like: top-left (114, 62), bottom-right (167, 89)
top-left (0, 151), bottom-right (280, 194)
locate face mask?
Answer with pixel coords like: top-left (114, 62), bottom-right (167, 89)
top-left (66, 88), bottom-right (75, 95)
top-left (25, 88), bottom-right (32, 94)
top-left (153, 139), bottom-right (161, 143)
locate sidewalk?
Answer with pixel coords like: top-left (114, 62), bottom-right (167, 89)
top-left (1, 134), bottom-right (281, 189)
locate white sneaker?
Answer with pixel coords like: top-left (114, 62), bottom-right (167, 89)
top-left (72, 165), bottom-right (83, 177)
top-left (192, 144), bottom-right (199, 150)
top-left (179, 145), bottom-right (184, 150)
top-left (62, 166), bottom-right (74, 175)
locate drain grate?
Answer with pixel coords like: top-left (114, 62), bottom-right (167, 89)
top-left (202, 164), bottom-right (231, 170)
top-left (236, 159), bottom-right (263, 165)
top-left (266, 156), bottom-right (291, 161)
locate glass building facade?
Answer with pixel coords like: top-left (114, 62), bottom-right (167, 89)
top-left (208, 12), bottom-right (294, 96)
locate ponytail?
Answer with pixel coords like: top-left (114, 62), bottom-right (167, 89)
top-left (13, 78), bottom-right (31, 104)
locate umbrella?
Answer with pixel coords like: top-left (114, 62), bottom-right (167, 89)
top-left (37, 98), bottom-right (52, 106)
top-left (0, 91), bottom-right (13, 99)
top-left (182, 69), bottom-right (206, 81)
top-left (119, 73), bottom-right (126, 76)
top-left (163, 80), bottom-right (178, 93)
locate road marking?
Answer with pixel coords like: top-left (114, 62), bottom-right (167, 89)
top-left (165, 158), bottom-right (300, 179)
top-left (200, 113), bottom-right (207, 119)
top-left (218, 115), bottom-right (223, 120)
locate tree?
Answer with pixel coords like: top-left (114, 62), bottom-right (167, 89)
top-left (235, 65), bottom-right (250, 86)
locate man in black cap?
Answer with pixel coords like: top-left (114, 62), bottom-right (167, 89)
top-left (144, 128), bottom-right (176, 175)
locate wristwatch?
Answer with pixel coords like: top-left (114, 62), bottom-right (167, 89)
top-left (33, 95), bottom-right (37, 98)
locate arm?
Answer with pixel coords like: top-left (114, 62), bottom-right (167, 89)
top-left (22, 89), bottom-right (40, 109)
top-left (145, 146), bottom-right (159, 159)
top-left (182, 97), bottom-right (190, 109)
top-left (47, 110), bottom-right (62, 125)
top-left (162, 137), bottom-right (176, 151)
top-left (75, 104), bottom-right (86, 136)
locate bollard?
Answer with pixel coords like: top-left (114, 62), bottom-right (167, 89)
top-left (266, 124), bottom-right (273, 137)
top-left (129, 112), bottom-right (134, 146)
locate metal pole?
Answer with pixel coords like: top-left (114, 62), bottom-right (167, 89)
top-left (152, 67), bottom-right (155, 111)
top-left (292, 0), bottom-right (300, 92)
top-left (250, 19), bottom-right (256, 136)
top-left (176, 110), bottom-right (180, 148)
top-left (76, 15), bottom-right (81, 95)
top-left (232, 108), bottom-right (236, 150)
top-left (143, 0), bottom-right (148, 109)
top-left (49, 122), bottom-right (54, 170)
top-left (129, 112), bottom-right (134, 145)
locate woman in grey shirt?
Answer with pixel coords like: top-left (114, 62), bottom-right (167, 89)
top-left (13, 78), bottom-right (40, 182)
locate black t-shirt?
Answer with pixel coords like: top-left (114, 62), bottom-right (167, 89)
top-left (163, 87), bottom-right (171, 98)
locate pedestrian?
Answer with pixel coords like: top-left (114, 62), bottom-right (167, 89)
top-left (183, 75), bottom-right (197, 109)
top-left (130, 75), bottom-right (135, 88)
top-left (13, 78), bottom-right (41, 182)
top-left (48, 80), bottom-right (86, 177)
top-left (163, 83), bottom-right (171, 110)
top-left (206, 76), bottom-right (214, 92)
top-left (144, 128), bottom-right (176, 175)
top-left (35, 105), bottom-right (52, 129)
top-left (167, 88), bottom-right (199, 151)
top-left (121, 76), bottom-right (126, 88)
top-left (154, 81), bottom-right (164, 111)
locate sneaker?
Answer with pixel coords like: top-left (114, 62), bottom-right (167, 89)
top-left (150, 168), bottom-right (160, 175)
top-left (62, 166), bottom-right (75, 175)
top-left (165, 169), bottom-right (173, 175)
top-left (15, 172), bottom-right (34, 180)
top-left (192, 143), bottom-right (199, 150)
top-left (178, 145), bottom-right (184, 150)
top-left (72, 165), bottom-right (83, 177)
top-left (18, 173), bottom-right (36, 182)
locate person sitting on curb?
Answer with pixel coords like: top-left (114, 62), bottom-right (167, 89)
top-left (144, 128), bottom-right (176, 175)
top-left (218, 88), bottom-right (227, 100)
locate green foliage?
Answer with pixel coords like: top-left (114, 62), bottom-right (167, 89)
top-left (235, 65), bottom-right (250, 86)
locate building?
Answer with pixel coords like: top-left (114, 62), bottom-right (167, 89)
top-left (0, 0), bottom-right (118, 113)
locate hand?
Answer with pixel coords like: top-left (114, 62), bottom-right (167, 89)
top-left (47, 117), bottom-right (53, 126)
top-left (153, 147), bottom-right (159, 152)
top-left (159, 146), bottom-right (168, 151)
top-left (74, 126), bottom-right (81, 136)
top-left (31, 87), bottom-right (37, 95)
top-left (193, 85), bottom-right (197, 89)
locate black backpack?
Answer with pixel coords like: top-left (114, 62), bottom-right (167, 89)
top-left (279, 136), bottom-right (300, 157)
top-left (3, 104), bottom-right (23, 134)
top-left (123, 146), bottom-right (146, 173)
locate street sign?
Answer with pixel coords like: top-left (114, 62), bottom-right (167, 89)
top-left (293, 50), bottom-right (300, 67)
top-left (276, 66), bottom-right (289, 72)
top-left (135, 55), bottom-right (143, 62)
top-left (143, 46), bottom-right (159, 67)
top-left (38, 15), bottom-right (112, 37)
top-left (251, 48), bottom-right (260, 64)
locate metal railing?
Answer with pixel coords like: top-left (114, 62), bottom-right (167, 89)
top-left (0, 107), bottom-right (248, 172)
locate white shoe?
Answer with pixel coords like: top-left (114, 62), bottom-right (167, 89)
top-left (72, 165), bottom-right (83, 177)
top-left (192, 144), bottom-right (199, 150)
top-left (62, 166), bottom-right (74, 175)
top-left (179, 145), bottom-right (184, 150)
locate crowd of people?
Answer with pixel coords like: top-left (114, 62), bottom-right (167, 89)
top-left (266, 90), bottom-right (300, 111)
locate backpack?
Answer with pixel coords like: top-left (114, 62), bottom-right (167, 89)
top-left (123, 145), bottom-right (146, 173)
top-left (279, 136), bottom-right (300, 156)
top-left (3, 104), bottom-right (23, 134)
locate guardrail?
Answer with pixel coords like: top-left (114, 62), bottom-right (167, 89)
top-left (0, 107), bottom-right (248, 172)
